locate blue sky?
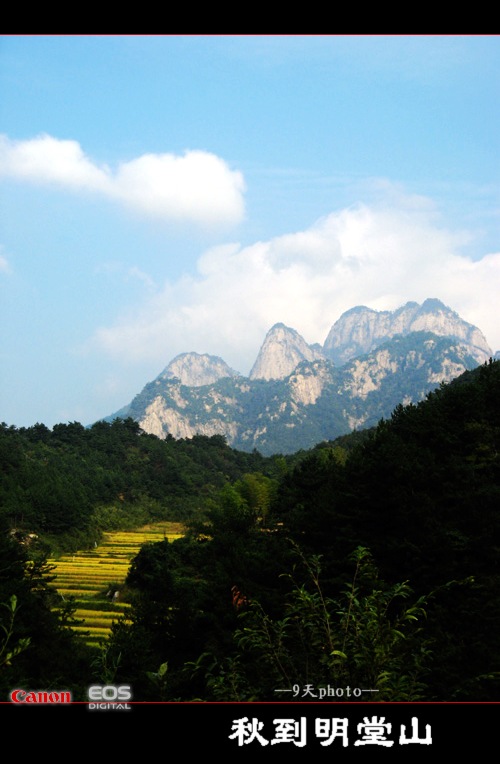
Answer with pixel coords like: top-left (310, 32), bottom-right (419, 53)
top-left (1, 35), bottom-right (499, 428)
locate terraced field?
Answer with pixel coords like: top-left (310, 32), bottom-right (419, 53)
top-left (50, 522), bottom-right (184, 646)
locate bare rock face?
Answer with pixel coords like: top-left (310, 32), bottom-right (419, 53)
top-left (139, 395), bottom-right (239, 442)
top-left (342, 348), bottom-right (399, 399)
top-left (288, 360), bottom-right (334, 406)
top-left (340, 338), bottom-right (477, 400)
top-left (249, 323), bottom-right (325, 381)
top-left (157, 352), bottom-right (240, 387)
top-left (323, 299), bottom-right (492, 366)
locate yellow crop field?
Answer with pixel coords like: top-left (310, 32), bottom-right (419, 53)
top-left (49, 521), bottom-right (184, 646)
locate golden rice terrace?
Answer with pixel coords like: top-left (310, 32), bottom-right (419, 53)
top-left (49, 522), bottom-right (184, 646)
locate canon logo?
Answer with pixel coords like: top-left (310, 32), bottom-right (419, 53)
top-left (10, 689), bottom-right (72, 703)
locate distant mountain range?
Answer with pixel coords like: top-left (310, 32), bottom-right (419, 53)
top-left (104, 298), bottom-right (495, 455)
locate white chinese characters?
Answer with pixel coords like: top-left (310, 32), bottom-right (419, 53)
top-left (229, 716), bottom-right (432, 747)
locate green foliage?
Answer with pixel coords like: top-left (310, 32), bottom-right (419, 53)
top-left (146, 661), bottom-right (169, 700)
top-left (272, 360), bottom-right (500, 700)
top-left (90, 642), bottom-right (122, 685)
top-left (0, 595), bottom-right (31, 669)
top-left (126, 540), bottom-right (176, 603)
top-left (204, 483), bottom-right (256, 538)
top-left (0, 418), bottom-right (281, 544)
top-left (233, 472), bottom-right (277, 526)
top-left (194, 546), bottom-right (433, 701)
top-left (0, 527), bottom-right (94, 699)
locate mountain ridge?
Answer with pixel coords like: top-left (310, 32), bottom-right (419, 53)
top-left (323, 298), bottom-right (490, 366)
top-left (103, 299), bottom-right (493, 454)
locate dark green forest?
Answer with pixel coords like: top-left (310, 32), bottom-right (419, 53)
top-left (1, 360), bottom-right (499, 701)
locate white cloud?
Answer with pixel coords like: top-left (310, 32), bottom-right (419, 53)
top-left (126, 267), bottom-right (156, 291)
top-left (0, 248), bottom-right (12, 274)
top-left (0, 134), bottom-right (245, 227)
top-left (113, 150), bottom-right (245, 226)
top-left (88, 192), bottom-right (500, 374)
top-left (0, 134), bottom-right (110, 191)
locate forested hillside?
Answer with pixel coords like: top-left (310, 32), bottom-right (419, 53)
top-left (0, 419), bottom-right (285, 549)
top-left (271, 359), bottom-right (500, 701)
top-left (1, 361), bottom-right (499, 701)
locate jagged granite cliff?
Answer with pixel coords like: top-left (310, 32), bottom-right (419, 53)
top-left (323, 298), bottom-right (490, 366)
top-left (156, 352), bottom-right (241, 387)
top-left (104, 299), bottom-right (493, 455)
top-left (249, 323), bottom-right (325, 380)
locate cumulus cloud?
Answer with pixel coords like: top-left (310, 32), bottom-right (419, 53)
top-left (89, 193), bottom-right (500, 373)
top-left (0, 134), bottom-right (245, 227)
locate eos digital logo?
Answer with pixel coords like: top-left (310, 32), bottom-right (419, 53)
top-left (87, 685), bottom-right (132, 711)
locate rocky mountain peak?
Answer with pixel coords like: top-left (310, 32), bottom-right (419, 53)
top-left (249, 323), bottom-right (325, 381)
top-left (157, 352), bottom-right (241, 387)
top-left (323, 299), bottom-right (491, 366)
